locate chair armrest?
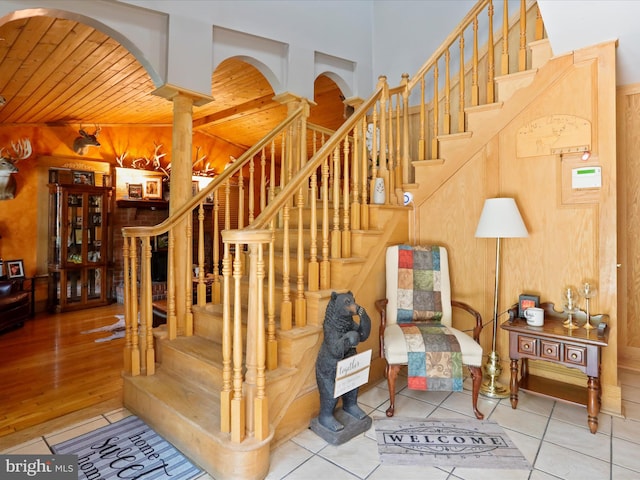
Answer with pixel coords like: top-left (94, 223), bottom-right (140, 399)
top-left (375, 299), bottom-right (388, 359)
top-left (451, 300), bottom-right (483, 343)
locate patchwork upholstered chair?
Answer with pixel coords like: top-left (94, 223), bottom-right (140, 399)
top-left (376, 245), bottom-right (484, 419)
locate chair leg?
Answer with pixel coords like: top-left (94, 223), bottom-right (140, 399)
top-left (386, 364), bottom-right (401, 417)
top-left (469, 365), bottom-right (484, 420)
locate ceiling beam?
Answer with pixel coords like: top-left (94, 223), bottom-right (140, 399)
top-left (193, 94), bottom-right (278, 130)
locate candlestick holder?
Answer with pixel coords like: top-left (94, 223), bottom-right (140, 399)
top-left (562, 286), bottom-right (579, 329)
top-left (579, 282), bottom-right (597, 330)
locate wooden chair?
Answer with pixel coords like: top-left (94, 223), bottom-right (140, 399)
top-left (375, 245), bottom-right (484, 419)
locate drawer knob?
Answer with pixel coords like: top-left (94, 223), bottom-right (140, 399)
top-left (546, 348), bottom-right (552, 354)
top-left (523, 344), bottom-right (529, 349)
top-left (571, 353), bottom-right (578, 359)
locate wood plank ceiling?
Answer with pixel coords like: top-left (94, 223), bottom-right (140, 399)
top-left (0, 15), bottom-right (346, 151)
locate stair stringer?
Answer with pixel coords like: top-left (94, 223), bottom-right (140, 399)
top-left (411, 51), bottom-right (575, 207)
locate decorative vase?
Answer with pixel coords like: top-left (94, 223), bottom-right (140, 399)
top-left (373, 177), bottom-right (385, 204)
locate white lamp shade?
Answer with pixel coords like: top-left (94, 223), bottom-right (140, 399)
top-left (475, 198), bottom-right (529, 238)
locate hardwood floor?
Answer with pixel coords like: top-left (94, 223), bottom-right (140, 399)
top-left (0, 304), bottom-right (125, 439)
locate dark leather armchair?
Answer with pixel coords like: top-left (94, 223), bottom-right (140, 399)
top-left (0, 280), bottom-right (30, 333)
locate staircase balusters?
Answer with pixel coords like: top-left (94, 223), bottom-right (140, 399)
top-left (252, 238), bottom-right (269, 440)
top-left (212, 189), bottom-right (221, 304)
top-left (142, 236), bottom-right (155, 375)
top-left (119, 0), bottom-right (548, 447)
top-left (502, 0), bottom-right (509, 75)
top-left (341, 137), bottom-right (351, 257)
top-left (123, 236), bottom-right (139, 375)
top-left (220, 241), bottom-right (232, 433)
top-left (231, 241), bottom-right (245, 443)
top-left (520, 0), bottom-right (528, 71)
top-left (280, 168), bottom-right (292, 330)
top-left (331, 145), bottom-right (341, 258)
top-left (308, 130), bottom-right (320, 291)
top-left (351, 123), bottom-right (361, 231)
top-left (535, 3), bottom-right (544, 41)
top-left (196, 203), bottom-right (206, 306)
top-left (267, 219), bottom-right (277, 370)
top-left (487, 0), bottom-right (495, 103)
top-left (321, 156), bottom-right (331, 289)
top-left (185, 207), bottom-right (194, 336)
top-left (248, 157), bottom-right (255, 224)
top-left (473, 15), bottom-right (480, 106)
top-left (444, 49), bottom-right (452, 135)
top-left (167, 229), bottom-right (176, 339)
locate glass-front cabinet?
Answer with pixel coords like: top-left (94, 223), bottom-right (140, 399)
top-left (48, 184), bottom-right (111, 312)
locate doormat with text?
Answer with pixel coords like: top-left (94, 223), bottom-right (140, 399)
top-left (51, 415), bottom-right (203, 479)
top-left (375, 417), bottom-right (530, 470)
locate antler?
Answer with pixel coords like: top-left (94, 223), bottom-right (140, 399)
top-left (151, 142), bottom-right (166, 170)
top-left (0, 138), bottom-right (32, 163)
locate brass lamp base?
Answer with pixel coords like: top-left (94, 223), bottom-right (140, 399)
top-left (480, 350), bottom-right (510, 399)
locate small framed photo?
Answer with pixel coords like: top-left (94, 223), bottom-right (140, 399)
top-left (518, 294), bottom-right (540, 318)
top-left (0, 260), bottom-right (4, 278)
top-left (144, 178), bottom-right (162, 199)
top-left (72, 170), bottom-right (94, 185)
top-left (6, 259), bottom-right (25, 279)
top-left (192, 181), bottom-right (200, 196)
top-left (128, 183), bottom-right (143, 199)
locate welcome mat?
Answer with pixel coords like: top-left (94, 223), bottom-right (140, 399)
top-left (51, 415), bottom-right (203, 479)
top-left (374, 417), bottom-right (530, 470)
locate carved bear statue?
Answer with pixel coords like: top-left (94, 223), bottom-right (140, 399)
top-left (315, 291), bottom-right (371, 432)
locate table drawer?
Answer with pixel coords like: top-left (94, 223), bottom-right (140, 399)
top-left (540, 340), bottom-right (561, 361)
top-left (517, 336), bottom-right (538, 356)
top-left (565, 345), bottom-right (587, 366)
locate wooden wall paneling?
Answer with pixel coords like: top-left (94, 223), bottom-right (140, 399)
top-left (617, 83), bottom-right (640, 370)
top-left (412, 42), bottom-right (620, 415)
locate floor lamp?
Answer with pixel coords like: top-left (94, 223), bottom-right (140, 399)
top-left (475, 197), bottom-right (528, 398)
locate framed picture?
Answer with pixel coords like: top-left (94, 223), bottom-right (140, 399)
top-left (192, 181), bottom-right (200, 196)
top-left (6, 259), bottom-right (25, 279)
top-left (72, 170), bottom-right (94, 185)
top-left (144, 178), bottom-right (162, 199)
top-left (518, 294), bottom-right (540, 318)
top-left (0, 260), bottom-right (3, 278)
top-left (128, 183), bottom-right (143, 199)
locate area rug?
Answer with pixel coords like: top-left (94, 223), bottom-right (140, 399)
top-left (374, 417), bottom-right (530, 470)
top-left (81, 315), bottom-right (126, 342)
top-left (51, 415), bottom-right (203, 479)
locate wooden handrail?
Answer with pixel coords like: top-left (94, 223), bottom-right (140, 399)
top-left (243, 81), bottom-right (386, 232)
top-left (122, 105), bottom-right (306, 238)
top-left (407, 0), bottom-right (489, 92)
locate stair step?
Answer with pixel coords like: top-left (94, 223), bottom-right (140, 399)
top-left (159, 334), bottom-right (224, 390)
top-left (123, 370), bottom-right (271, 480)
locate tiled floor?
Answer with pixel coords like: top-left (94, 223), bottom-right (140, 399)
top-left (3, 369), bottom-right (639, 479)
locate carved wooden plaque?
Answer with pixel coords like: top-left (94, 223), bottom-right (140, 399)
top-left (517, 114), bottom-right (591, 158)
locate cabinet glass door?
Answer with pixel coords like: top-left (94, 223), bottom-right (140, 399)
top-left (65, 269), bottom-right (83, 306)
top-left (87, 193), bottom-right (103, 263)
top-left (87, 267), bottom-right (103, 301)
top-left (66, 193), bottom-right (84, 265)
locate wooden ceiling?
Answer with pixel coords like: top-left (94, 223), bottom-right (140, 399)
top-left (0, 15), bottom-right (346, 150)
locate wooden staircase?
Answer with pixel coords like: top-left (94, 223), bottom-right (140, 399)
top-left (121, 1), bottom-right (550, 478)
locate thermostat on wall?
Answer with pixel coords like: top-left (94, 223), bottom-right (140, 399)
top-left (572, 166), bottom-right (602, 189)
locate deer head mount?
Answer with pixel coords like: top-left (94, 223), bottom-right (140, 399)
top-left (73, 126), bottom-right (101, 155)
top-left (0, 138), bottom-right (32, 200)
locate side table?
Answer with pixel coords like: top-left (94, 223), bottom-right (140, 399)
top-left (501, 302), bottom-right (608, 434)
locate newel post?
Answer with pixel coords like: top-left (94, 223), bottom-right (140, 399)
top-left (152, 85), bottom-right (213, 336)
